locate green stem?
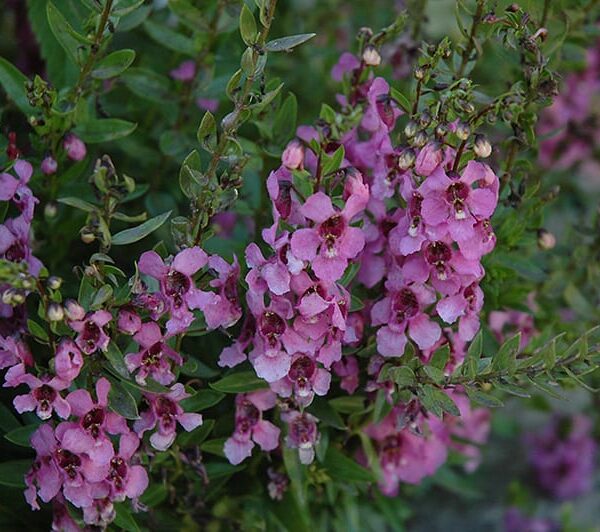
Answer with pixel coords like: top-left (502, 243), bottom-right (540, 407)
top-left (456, 0), bottom-right (485, 79)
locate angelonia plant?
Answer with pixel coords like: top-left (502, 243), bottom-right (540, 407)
top-left (0, 0), bottom-right (599, 530)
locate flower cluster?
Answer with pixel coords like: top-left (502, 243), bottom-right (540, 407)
top-left (526, 414), bottom-right (597, 500)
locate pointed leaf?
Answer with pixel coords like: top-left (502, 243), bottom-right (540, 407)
top-left (111, 210), bottom-right (171, 245)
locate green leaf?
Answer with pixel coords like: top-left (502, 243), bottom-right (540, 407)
top-left (388, 366), bottom-right (416, 387)
top-left (91, 284), bottom-right (113, 309)
top-left (4, 424), bottom-right (38, 447)
top-left (491, 333), bottom-right (520, 373)
top-left (180, 390), bottom-right (225, 412)
top-left (328, 396), bottom-right (365, 414)
top-left (91, 49), bottom-right (136, 79)
top-left (167, 0), bottom-right (208, 32)
top-left (0, 58), bottom-right (34, 115)
top-left (322, 447), bottom-right (374, 483)
top-left (209, 371), bottom-right (268, 393)
top-left (122, 67), bottom-right (171, 103)
top-left (339, 261), bottom-right (360, 287)
top-left (0, 404), bottom-right (21, 433)
top-left (464, 387), bottom-right (504, 408)
top-left (390, 87), bottom-right (411, 113)
top-left (463, 331), bottom-right (482, 378)
top-left (113, 503), bottom-right (140, 532)
top-left (73, 119), bottom-right (137, 143)
top-left (58, 196), bottom-right (97, 212)
top-left (178, 419), bottom-right (215, 447)
top-left (46, 2), bottom-right (88, 64)
top-left (292, 170), bottom-right (313, 199)
top-left (423, 385), bottom-right (460, 417)
top-left (111, 210), bottom-right (171, 245)
top-left (113, 0), bottom-right (146, 17)
top-left (274, 93), bottom-right (297, 142)
top-left (422, 365), bottom-right (445, 384)
top-left (306, 397), bottom-right (345, 430)
top-left (0, 460), bottom-right (31, 488)
top-left (322, 145), bottom-right (345, 176)
top-left (197, 111), bottom-right (217, 150)
top-left (265, 33), bottom-right (316, 52)
top-left (143, 19), bottom-right (198, 56)
top-left (139, 484), bottom-right (168, 508)
top-left (27, 319), bottom-right (49, 342)
top-left (200, 438), bottom-right (227, 457)
top-left (108, 380), bottom-right (139, 420)
top-left (104, 343), bottom-right (130, 379)
top-left (239, 4), bottom-right (258, 45)
top-left (493, 381), bottom-right (531, 398)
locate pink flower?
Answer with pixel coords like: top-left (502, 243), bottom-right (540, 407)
top-left (117, 306), bottom-right (141, 335)
top-left (290, 185), bottom-right (368, 283)
top-left (13, 374), bottom-right (71, 420)
top-left (282, 139), bottom-right (305, 170)
top-left (196, 98), bottom-right (219, 112)
top-left (103, 432), bottom-right (149, 501)
top-left (224, 390), bottom-right (280, 465)
top-left (138, 247), bottom-right (208, 334)
top-left (415, 142), bottom-right (443, 176)
top-left (134, 383), bottom-right (202, 451)
top-left (170, 60), bottom-right (196, 81)
top-left (54, 339), bottom-right (84, 383)
top-left (63, 134), bottom-right (87, 161)
top-left (0, 160), bottom-right (35, 219)
top-left (270, 353), bottom-right (331, 406)
top-left (331, 52), bottom-right (360, 81)
top-left (41, 156), bottom-right (57, 175)
top-left (125, 321), bottom-right (183, 385)
top-left (283, 410), bottom-right (319, 464)
top-left (333, 355), bottom-right (360, 394)
top-left (69, 310), bottom-right (112, 354)
top-left (436, 282), bottom-right (484, 341)
top-left (371, 280), bottom-right (441, 356)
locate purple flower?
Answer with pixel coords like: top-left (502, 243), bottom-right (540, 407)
top-left (138, 247), bottom-right (208, 334)
top-left (69, 310), bottom-right (112, 354)
top-left (371, 280), bottom-right (441, 356)
top-left (436, 282), bottom-right (484, 341)
top-left (63, 134), bottom-right (87, 161)
top-left (0, 215), bottom-right (43, 275)
top-left (415, 142), bottom-right (443, 176)
top-left (170, 60), bottom-right (196, 81)
top-left (224, 390), bottom-right (280, 465)
top-left (331, 52), bottom-right (360, 81)
top-left (504, 508), bottom-right (560, 532)
top-left (333, 355), bottom-right (360, 394)
top-left (290, 185), bottom-right (368, 283)
top-left (102, 432), bottom-right (149, 501)
top-left (41, 156), bottom-right (57, 175)
top-left (134, 383), bottom-right (203, 451)
top-left (282, 139), bottom-right (305, 170)
top-left (283, 410), bottom-right (319, 465)
top-left (117, 306), bottom-right (142, 335)
top-left (125, 321), bottom-right (183, 385)
top-left (270, 353), bottom-right (331, 406)
top-left (54, 339), bottom-right (84, 383)
top-left (0, 159), bottom-right (36, 219)
top-left (13, 373), bottom-right (71, 420)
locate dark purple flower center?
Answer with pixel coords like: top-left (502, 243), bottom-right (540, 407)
top-left (445, 182), bottom-right (470, 218)
top-left (380, 218), bottom-right (396, 237)
top-left (381, 434), bottom-right (403, 466)
top-left (223, 274), bottom-right (238, 304)
top-left (82, 320), bottom-right (101, 351)
top-left (392, 289), bottom-right (419, 323)
top-left (275, 181), bottom-right (293, 219)
top-left (34, 384), bottom-right (56, 413)
top-left (109, 456), bottom-right (128, 489)
top-left (56, 448), bottom-right (81, 479)
top-left (319, 215), bottom-right (345, 249)
top-left (155, 396), bottom-right (178, 430)
top-left (164, 270), bottom-right (191, 309)
top-left (5, 241), bottom-right (26, 262)
top-left (142, 342), bottom-right (164, 367)
top-left (290, 415), bottom-right (316, 445)
top-left (288, 355), bottom-right (316, 388)
top-left (82, 407), bottom-right (105, 438)
top-left (278, 243), bottom-right (290, 265)
top-left (425, 241), bottom-right (452, 265)
top-left (376, 95), bottom-right (395, 129)
top-left (237, 399), bottom-right (260, 433)
top-left (259, 311), bottom-right (286, 346)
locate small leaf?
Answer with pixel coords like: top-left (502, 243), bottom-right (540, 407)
top-left (388, 366), bottom-right (416, 387)
top-left (92, 49), bottom-right (136, 79)
top-left (4, 424), bottom-right (38, 447)
top-left (73, 119), bottom-right (137, 143)
top-left (180, 390), bottom-right (225, 412)
top-left (197, 111), bottom-right (217, 150)
top-left (143, 19), bottom-right (198, 56)
top-left (464, 387), bottom-right (504, 408)
top-left (0, 460), bottom-right (31, 488)
top-left (265, 33), bottom-right (316, 52)
top-left (423, 385), bottom-right (460, 417)
top-left (322, 447), bottom-right (374, 483)
top-left (423, 365), bottom-right (445, 384)
top-left (274, 93), bottom-right (297, 142)
top-left (390, 87), bottom-right (411, 113)
top-left (0, 58), bottom-right (34, 115)
top-left (493, 381), bottom-right (531, 398)
top-left (306, 397), bottom-right (345, 430)
top-left (27, 319), bottom-right (49, 342)
top-left (239, 4), bottom-right (258, 45)
top-left (209, 371), bottom-right (268, 393)
top-left (292, 169), bottom-right (313, 199)
top-left (108, 380), bottom-right (139, 420)
top-left (91, 285), bottom-right (113, 310)
top-left (104, 343), bottom-right (130, 379)
top-left (322, 145), bottom-right (345, 176)
top-left (491, 333), bottom-right (520, 373)
top-left (200, 438), bottom-right (227, 457)
top-left (58, 196), bottom-right (97, 212)
top-left (113, 503), bottom-right (141, 532)
top-left (178, 419), bottom-right (215, 447)
top-left (111, 210), bottom-right (171, 245)
top-left (167, 0), bottom-right (208, 32)
top-left (122, 67), bottom-right (171, 103)
top-left (46, 2), bottom-right (89, 64)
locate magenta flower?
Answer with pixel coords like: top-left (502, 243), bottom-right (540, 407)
top-left (117, 306), bottom-right (142, 335)
top-left (25, 424), bottom-right (62, 510)
top-left (371, 280), bottom-right (441, 356)
top-left (0, 159), bottom-right (36, 219)
top-left (138, 247), bottom-right (208, 334)
top-left (290, 187), bottom-right (368, 283)
top-left (41, 156), bottom-right (57, 175)
top-left (283, 410), bottom-right (319, 465)
top-left (193, 255), bottom-right (242, 330)
top-left (54, 338), bottom-right (84, 383)
top-left (125, 321), bottom-right (183, 385)
top-left (270, 353), bottom-right (331, 406)
top-left (69, 310), bottom-right (112, 354)
top-left (331, 52), bottom-right (360, 81)
top-left (0, 215), bottom-right (43, 275)
top-left (224, 390), bottom-right (280, 465)
top-left (13, 374), bottom-right (71, 420)
top-left (170, 60), bottom-right (196, 81)
top-left (282, 139), bottom-right (305, 170)
top-left (414, 142), bottom-right (443, 176)
top-left (134, 383), bottom-right (203, 451)
top-left (62, 378), bottom-right (128, 464)
top-left (436, 282), bottom-right (484, 341)
top-left (102, 432), bottom-right (149, 501)
top-left (333, 355), bottom-right (360, 394)
top-left (420, 162), bottom-right (498, 243)
top-left (63, 134), bottom-right (86, 161)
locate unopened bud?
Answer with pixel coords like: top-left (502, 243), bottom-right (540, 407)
top-left (47, 303), bottom-right (64, 322)
top-left (44, 202), bottom-right (58, 219)
top-left (397, 148), bottom-right (416, 170)
top-left (537, 229), bottom-right (556, 250)
top-left (2, 289), bottom-right (16, 305)
top-left (506, 3), bottom-right (520, 12)
top-left (474, 134), bottom-right (492, 158)
top-left (414, 67), bottom-right (425, 81)
top-left (456, 121), bottom-right (471, 141)
top-left (47, 276), bottom-right (63, 290)
top-left (404, 120), bottom-right (418, 138)
top-left (412, 130), bottom-right (428, 148)
top-left (362, 45), bottom-right (381, 67)
top-left (533, 28), bottom-right (548, 41)
top-left (418, 112), bottom-right (432, 128)
top-left (11, 291), bottom-right (26, 305)
top-left (64, 299), bottom-right (85, 321)
top-left (435, 123), bottom-right (448, 138)
top-left (80, 229), bottom-right (95, 244)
